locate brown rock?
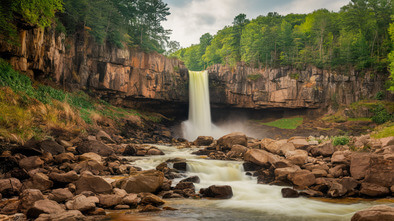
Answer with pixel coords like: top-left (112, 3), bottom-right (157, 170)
top-left (116, 169), bottom-right (164, 193)
top-left (175, 182), bottom-right (195, 190)
top-left (274, 166), bottom-right (301, 181)
top-left (27, 199), bottom-right (64, 219)
top-left (75, 173), bottom-right (112, 194)
top-left (98, 194), bottom-right (123, 208)
top-left (96, 130), bottom-right (115, 143)
top-left (180, 176), bottom-right (200, 183)
top-left (200, 185), bottom-right (233, 199)
top-left (288, 170), bottom-right (316, 187)
top-left (19, 156), bottom-right (44, 170)
top-left (122, 193), bottom-right (140, 206)
top-left (327, 181), bottom-right (347, 198)
top-left (74, 160), bottom-right (105, 175)
top-left (38, 140), bottom-right (65, 155)
top-left (0, 199), bottom-right (20, 215)
top-left (244, 149), bottom-right (271, 167)
top-left (76, 140), bottom-right (114, 157)
top-left (310, 141), bottom-right (335, 157)
top-left (54, 152), bottom-right (75, 164)
top-left (351, 205), bottom-right (394, 221)
top-left (285, 150), bottom-right (308, 165)
top-left (360, 183), bottom-right (390, 197)
top-left (380, 137), bottom-right (394, 147)
top-left (146, 147), bottom-right (164, 155)
top-left (0, 178), bottom-right (22, 197)
top-left (138, 204), bottom-right (161, 212)
top-left (217, 132), bottom-right (247, 150)
top-left (139, 192), bottom-right (165, 206)
top-left (49, 171), bottom-right (79, 183)
top-left (48, 188), bottom-right (74, 203)
top-left (350, 153), bottom-right (371, 180)
top-left (65, 195), bottom-right (99, 212)
top-left (281, 188), bottom-right (299, 198)
top-left (328, 165), bottom-right (344, 178)
top-left (331, 151), bottom-right (351, 164)
top-left (311, 169), bottom-right (328, 178)
top-left (193, 136), bottom-right (214, 146)
top-left (80, 152), bottom-right (103, 164)
top-left (19, 189), bottom-right (44, 213)
top-left (114, 205), bottom-right (130, 210)
top-left (289, 138), bottom-right (309, 149)
top-left (27, 173), bottom-right (53, 191)
top-left (364, 155), bottom-right (394, 188)
top-left (35, 210), bottom-right (85, 221)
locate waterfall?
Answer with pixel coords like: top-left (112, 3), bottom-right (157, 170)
top-left (182, 70), bottom-right (213, 141)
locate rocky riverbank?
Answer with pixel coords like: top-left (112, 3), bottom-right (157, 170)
top-left (0, 129), bottom-right (393, 220)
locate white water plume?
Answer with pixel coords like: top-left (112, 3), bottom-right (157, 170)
top-left (182, 70), bottom-right (228, 141)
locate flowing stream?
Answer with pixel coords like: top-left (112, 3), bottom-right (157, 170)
top-left (123, 145), bottom-right (392, 221)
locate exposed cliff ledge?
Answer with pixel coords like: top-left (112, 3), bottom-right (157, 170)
top-left (0, 27), bottom-right (189, 105)
top-left (207, 64), bottom-right (386, 109)
top-left (0, 27), bottom-right (388, 112)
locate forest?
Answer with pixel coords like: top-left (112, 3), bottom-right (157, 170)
top-left (0, 0), bottom-right (172, 53)
top-left (172, 0), bottom-right (394, 86)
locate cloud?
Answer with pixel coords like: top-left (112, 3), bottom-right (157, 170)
top-left (162, 0), bottom-right (350, 48)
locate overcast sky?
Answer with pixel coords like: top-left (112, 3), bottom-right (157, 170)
top-left (162, 0), bottom-right (350, 48)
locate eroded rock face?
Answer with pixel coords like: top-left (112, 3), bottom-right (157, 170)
top-left (207, 64), bottom-right (384, 109)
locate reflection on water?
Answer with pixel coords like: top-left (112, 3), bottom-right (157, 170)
top-left (117, 145), bottom-right (393, 221)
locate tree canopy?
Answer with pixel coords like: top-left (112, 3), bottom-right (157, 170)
top-left (172, 0), bottom-right (393, 75)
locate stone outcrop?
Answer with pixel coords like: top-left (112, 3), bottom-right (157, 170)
top-left (207, 64), bottom-right (385, 109)
top-left (0, 26), bottom-right (386, 111)
top-left (0, 26), bottom-right (188, 111)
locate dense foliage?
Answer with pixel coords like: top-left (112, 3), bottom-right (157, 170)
top-left (0, 0), bottom-right (63, 44)
top-left (59, 0), bottom-right (171, 52)
top-left (0, 0), bottom-right (171, 53)
top-left (172, 0), bottom-right (393, 73)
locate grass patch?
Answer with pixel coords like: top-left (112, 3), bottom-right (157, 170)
top-left (261, 117), bottom-right (303, 129)
top-left (347, 117), bottom-right (372, 122)
top-left (371, 122), bottom-right (394, 139)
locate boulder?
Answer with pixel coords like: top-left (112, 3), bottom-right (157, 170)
top-left (310, 142), bottom-right (335, 157)
top-left (54, 153), bottom-right (75, 164)
top-left (19, 189), bottom-right (44, 213)
top-left (339, 177), bottom-right (358, 193)
top-left (139, 192), bottom-right (165, 206)
top-left (76, 140), bottom-right (114, 157)
top-left (26, 200), bottom-right (64, 219)
top-left (98, 194), bottom-right (123, 208)
top-left (328, 165), bottom-right (344, 178)
top-left (173, 161), bottom-right (187, 171)
top-left (274, 166), bottom-right (300, 181)
top-left (38, 140), bottom-right (65, 155)
top-left (193, 136), bottom-right (214, 146)
top-left (285, 150), bottom-right (308, 165)
top-left (116, 170), bottom-right (164, 193)
top-left (19, 156), bottom-right (44, 170)
top-left (0, 199), bottom-right (20, 215)
top-left (364, 155), bottom-right (394, 188)
top-left (351, 205), bottom-right (394, 221)
top-left (380, 137), bottom-right (394, 147)
top-left (26, 173), bottom-right (53, 191)
top-left (175, 182), bottom-right (195, 190)
top-left (281, 188), bottom-right (299, 198)
top-left (75, 173), bottom-right (112, 194)
top-left (350, 153), bottom-right (371, 180)
top-left (288, 170), bottom-right (316, 187)
top-left (180, 176), bottom-right (200, 183)
top-left (331, 151), bottom-right (351, 164)
top-left (146, 147), bottom-right (164, 155)
top-left (229, 144), bottom-right (249, 156)
top-left (122, 193), bottom-right (140, 206)
top-left (35, 210), bottom-right (85, 221)
top-left (200, 185), bottom-right (233, 199)
top-left (48, 188), bottom-right (74, 203)
top-left (217, 132), bottom-right (247, 150)
top-left (79, 152), bottom-right (103, 164)
top-left (96, 130), bottom-right (115, 143)
top-left (265, 140), bottom-right (286, 155)
top-left (244, 149), bottom-right (271, 167)
top-left (311, 169), bottom-right (328, 178)
top-left (289, 138), bottom-right (309, 149)
top-left (65, 195), bottom-right (99, 212)
top-left (0, 178), bottom-right (22, 197)
top-left (73, 160), bottom-right (105, 175)
top-left (49, 171), bottom-right (79, 183)
top-left (360, 183), bottom-right (390, 197)
top-left (327, 181), bottom-right (347, 198)
top-left (122, 145), bottom-right (137, 156)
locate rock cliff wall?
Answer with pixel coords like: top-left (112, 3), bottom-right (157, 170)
top-left (0, 27), bottom-right (387, 112)
top-left (208, 64), bottom-right (386, 109)
top-left (0, 27), bottom-right (189, 106)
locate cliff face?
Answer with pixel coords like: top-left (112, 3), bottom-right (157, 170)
top-left (0, 27), bottom-right (189, 104)
top-left (207, 64), bottom-right (386, 109)
top-left (0, 27), bottom-right (387, 111)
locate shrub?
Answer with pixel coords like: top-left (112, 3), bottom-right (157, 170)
top-left (371, 104), bottom-right (392, 124)
top-left (374, 91), bottom-right (385, 100)
top-left (332, 136), bottom-right (349, 146)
